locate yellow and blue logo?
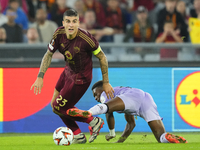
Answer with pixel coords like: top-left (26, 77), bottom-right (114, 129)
top-left (175, 71), bottom-right (200, 128)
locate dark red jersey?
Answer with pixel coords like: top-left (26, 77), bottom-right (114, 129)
top-left (48, 27), bottom-right (101, 84)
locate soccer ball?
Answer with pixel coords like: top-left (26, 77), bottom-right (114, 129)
top-left (53, 127), bottom-right (74, 146)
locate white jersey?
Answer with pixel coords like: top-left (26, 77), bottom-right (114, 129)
top-left (100, 86), bottom-right (161, 122)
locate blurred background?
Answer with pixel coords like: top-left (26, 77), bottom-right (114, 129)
top-left (0, 0), bottom-right (200, 133)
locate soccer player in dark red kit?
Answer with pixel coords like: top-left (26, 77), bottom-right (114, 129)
top-left (30, 9), bottom-right (114, 144)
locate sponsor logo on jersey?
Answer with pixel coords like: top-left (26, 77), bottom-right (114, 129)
top-left (175, 71), bottom-right (200, 128)
top-left (74, 46), bottom-right (80, 53)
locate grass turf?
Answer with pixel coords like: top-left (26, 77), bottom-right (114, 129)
top-left (0, 132), bottom-right (199, 150)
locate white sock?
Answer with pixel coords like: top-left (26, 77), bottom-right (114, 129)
top-left (160, 133), bottom-right (169, 143)
top-left (109, 129), bottom-right (116, 136)
top-left (88, 104), bottom-right (108, 116)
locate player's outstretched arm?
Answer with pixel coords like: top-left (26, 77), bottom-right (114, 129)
top-left (105, 112), bottom-right (116, 141)
top-left (116, 114), bottom-right (136, 143)
top-left (30, 50), bottom-right (53, 95)
top-left (95, 50), bottom-right (114, 99)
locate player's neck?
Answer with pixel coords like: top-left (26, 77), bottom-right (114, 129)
top-left (66, 30), bottom-right (78, 40)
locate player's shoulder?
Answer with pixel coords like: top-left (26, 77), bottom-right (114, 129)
top-left (77, 28), bottom-right (97, 48)
top-left (52, 26), bottom-right (65, 39)
top-left (100, 92), bottom-right (107, 104)
top-left (78, 28), bottom-right (92, 36)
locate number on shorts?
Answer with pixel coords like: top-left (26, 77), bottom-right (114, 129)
top-left (56, 95), bottom-right (68, 107)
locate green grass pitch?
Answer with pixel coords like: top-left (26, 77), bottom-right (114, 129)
top-left (0, 132), bottom-right (199, 150)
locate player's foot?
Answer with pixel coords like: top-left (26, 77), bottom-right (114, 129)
top-left (66, 108), bottom-right (92, 118)
top-left (88, 126), bottom-right (93, 135)
top-left (165, 133), bottom-right (188, 143)
top-left (88, 117), bottom-right (104, 143)
top-left (105, 134), bottom-right (116, 141)
top-left (72, 133), bottom-right (87, 144)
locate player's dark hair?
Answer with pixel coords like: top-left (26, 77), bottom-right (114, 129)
top-left (9, 0), bottom-right (19, 3)
top-left (7, 6), bottom-right (16, 12)
top-left (63, 9), bottom-right (78, 19)
top-left (91, 80), bottom-right (103, 90)
top-left (164, 20), bottom-right (173, 24)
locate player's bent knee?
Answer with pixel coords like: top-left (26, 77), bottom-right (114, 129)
top-left (52, 108), bottom-right (63, 116)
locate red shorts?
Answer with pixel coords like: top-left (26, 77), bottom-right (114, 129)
top-left (52, 70), bottom-right (91, 114)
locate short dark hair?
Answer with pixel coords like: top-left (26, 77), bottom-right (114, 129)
top-left (91, 80), bottom-right (103, 90)
top-left (9, 0), bottom-right (19, 3)
top-left (164, 20), bottom-right (173, 24)
top-left (63, 9), bottom-right (78, 19)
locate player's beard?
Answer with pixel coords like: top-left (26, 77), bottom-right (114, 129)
top-left (68, 28), bottom-right (78, 39)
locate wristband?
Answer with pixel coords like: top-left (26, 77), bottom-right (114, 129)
top-left (37, 72), bottom-right (44, 78)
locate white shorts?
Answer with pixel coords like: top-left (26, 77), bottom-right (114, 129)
top-left (117, 91), bottom-right (161, 122)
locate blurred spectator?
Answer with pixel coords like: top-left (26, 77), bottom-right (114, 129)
top-left (131, 0), bottom-right (157, 12)
top-left (190, 0), bottom-right (200, 18)
top-left (83, 0), bottom-right (106, 26)
top-left (0, 0), bottom-right (28, 14)
top-left (26, 0), bottom-right (50, 23)
top-left (32, 8), bottom-right (58, 43)
top-left (49, 0), bottom-right (71, 27)
top-left (156, 20), bottom-right (183, 60)
top-left (26, 27), bottom-right (39, 44)
top-left (3, 0), bottom-right (29, 32)
top-left (105, 0), bottom-right (129, 34)
top-left (2, 7), bottom-right (23, 43)
top-left (80, 10), bottom-right (114, 42)
top-left (123, 6), bottom-right (155, 42)
top-left (176, 0), bottom-right (189, 23)
top-left (157, 0), bottom-right (188, 42)
top-left (130, 0), bottom-right (159, 24)
top-left (0, 4), bottom-right (8, 26)
top-left (0, 27), bottom-right (7, 44)
top-left (74, 0), bottom-right (86, 23)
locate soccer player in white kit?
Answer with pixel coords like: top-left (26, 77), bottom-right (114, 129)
top-left (67, 80), bottom-right (187, 143)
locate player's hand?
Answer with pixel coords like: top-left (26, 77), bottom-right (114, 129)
top-left (30, 77), bottom-right (43, 95)
top-left (103, 83), bottom-right (114, 99)
top-left (105, 134), bottom-right (116, 141)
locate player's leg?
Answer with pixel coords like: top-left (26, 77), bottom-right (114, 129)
top-left (59, 115), bottom-right (87, 144)
top-left (51, 70), bottom-right (65, 115)
top-left (51, 88), bottom-right (64, 116)
top-left (69, 83), bottom-right (104, 143)
top-left (148, 119), bottom-right (166, 142)
top-left (51, 71), bottom-right (89, 143)
top-left (143, 93), bottom-right (187, 143)
top-left (53, 78), bottom-right (104, 143)
top-left (148, 120), bottom-right (187, 143)
top-left (67, 96), bottom-right (125, 117)
top-left (66, 97), bottom-right (124, 143)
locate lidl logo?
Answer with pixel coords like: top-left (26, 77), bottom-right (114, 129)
top-left (175, 71), bottom-right (200, 128)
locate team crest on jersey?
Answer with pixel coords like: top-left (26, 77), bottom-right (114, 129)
top-left (74, 46), bottom-right (80, 53)
top-left (65, 51), bottom-right (72, 60)
top-left (175, 71), bottom-right (200, 128)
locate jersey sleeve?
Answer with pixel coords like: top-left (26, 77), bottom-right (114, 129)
top-left (100, 92), bottom-right (109, 104)
top-left (48, 28), bottom-right (60, 53)
top-left (80, 30), bottom-right (101, 55)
